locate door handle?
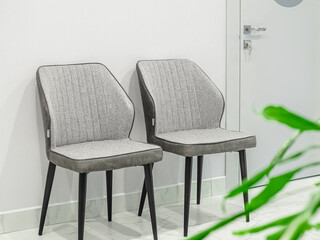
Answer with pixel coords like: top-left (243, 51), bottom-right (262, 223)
top-left (244, 25), bottom-right (267, 35)
top-left (252, 27), bottom-right (267, 32)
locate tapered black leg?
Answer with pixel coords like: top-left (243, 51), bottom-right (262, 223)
top-left (106, 170), bottom-right (113, 221)
top-left (197, 156), bottom-right (203, 205)
top-left (39, 162), bottom-right (56, 236)
top-left (239, 150), bottom-right (250, 222)
top-left (184, 157), bottom-right (193, 237)
top-left (144, 164), bottom-right (158, 240)
top-left (138, 183), bottom-right (147, 216)
top-left (78, 173), bottom-right (87, 240)
top-left (138, 163), bottom-right (154, 216)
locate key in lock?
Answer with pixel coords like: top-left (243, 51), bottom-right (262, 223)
top-left (244, 40), bottom-right (253, 55)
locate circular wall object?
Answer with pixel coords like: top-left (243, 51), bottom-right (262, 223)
top-left (275, 0), bottom-right (303, 7)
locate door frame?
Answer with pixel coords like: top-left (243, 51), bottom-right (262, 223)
top-left (224, 0), bottom-right (320, 191)
top-left (225, 0), bottom-right (242, 191)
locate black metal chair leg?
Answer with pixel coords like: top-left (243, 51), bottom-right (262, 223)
top-left (138, 183), bottom-right (147, 216)
top-left (197, 156), bottom-right (203, 205)
top-left (138, 163), bottom-right (154, 216)
top-left (184, 157), bottom-right (193, 237)
top-left (78, 173), bottom-right (87, 240)
top-left (106, 170), bottom-right (113, 222)
top-left (239, 150), bottom-right (250, 222)
top-left (39, 162), bottom-right (56, 236)
top-left (144, 164), bottom-right (158, 240)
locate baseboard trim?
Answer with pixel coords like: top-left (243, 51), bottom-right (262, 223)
top-left (0, 176), bottom-right (225, 234)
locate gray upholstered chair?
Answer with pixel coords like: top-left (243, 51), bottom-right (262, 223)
top-left (37, 63), bottom-right (162, 240)
top-left (136, 59), bottom-right (256, 237)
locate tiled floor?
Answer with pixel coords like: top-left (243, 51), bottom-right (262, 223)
top-left (2, 177), bottom-right (320, 240)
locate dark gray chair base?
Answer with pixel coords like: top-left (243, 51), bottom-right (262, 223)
top-left (197, 155), bottom-right (203, 205)
top-left (78, 173), bottom-right (87, 240)
top-left (39, 163), bottom-right (158, 240)
top-left (38, 162), bottom-right (56, 236)
top-left (106, 170), bottom-right (113, 222)
top-left (137, 150), bottom-right (250, 237)
top-left (184, 157), bottom-right (193, 237)
top-left (239, 150), bottom-right (250, 222)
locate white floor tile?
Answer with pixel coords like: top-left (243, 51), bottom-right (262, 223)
top-left (1, 177), bottom-right (320, 239)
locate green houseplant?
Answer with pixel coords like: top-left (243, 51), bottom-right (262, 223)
top-left (188, 105), bottom-right (320, 240)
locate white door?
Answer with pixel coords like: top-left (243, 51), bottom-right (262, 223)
top-left (240, 0), bottom-right (320, 182)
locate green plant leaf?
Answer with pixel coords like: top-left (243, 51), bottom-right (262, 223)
top-left (281, 222), bottom-right (310, 240)
top-left (281, 145), bottom-right (320, 162)
top-left (224, 131), bottom-right (301, 203)
top-left (261, 106), bottom-right (320, 131)
top-left (236, 176), bottom-right (320, 240)
top-left (271, 131), bottom-right (302, 164)
top-left (311, 223), bottom-right (320, 229)
top-left (233, 214), bottom-right (299, 235)
top-left (225, 164), bottom-right (274, 199)
top-left (280, 191), bottom-right (320, 240)
top-left (189, 164), bottom-right (320, 240)
top-left (247, 169), bottom-right (299, 212)
top-left (189, 106), bottom-right (320, 240)
top-left (266, 229), bottom-right (286, 240)
top-left (187, 213), bottom-right (244, 240)
top-left (248, 162), bottom-right (320, 212)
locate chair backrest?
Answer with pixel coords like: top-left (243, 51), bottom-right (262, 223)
top-left (137, 59), bottom-right (224, 135)
top-left (37, 63), bottom-right (134, 148)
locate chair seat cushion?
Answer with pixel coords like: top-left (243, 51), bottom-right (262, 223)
top-left (151, 128), bottom-right (256, 156)
top-left (48, 138), bottom-right (163, 173)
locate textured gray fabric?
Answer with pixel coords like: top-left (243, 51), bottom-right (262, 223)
top-left (50, 139), bottom-right (162, 172)
top-left (152, 128), bottom-right (256, 156)
top-left (137, 59), bottom-right (224, 135)
top-left (38, 63), bottom-right (134, 148)
top-left (137, 59), bottom-right (256, 157)
top-left (37, 63), bottom-right (163, 173)
top-left (157, 128), bottom-right (254, 145)
top-left (53, 138), bottom-right (160, 160)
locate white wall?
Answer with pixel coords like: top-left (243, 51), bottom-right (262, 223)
top-left (316, 1), bottom-right (320, 116)
top-left (0, 0), bottom-right (226, 213)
